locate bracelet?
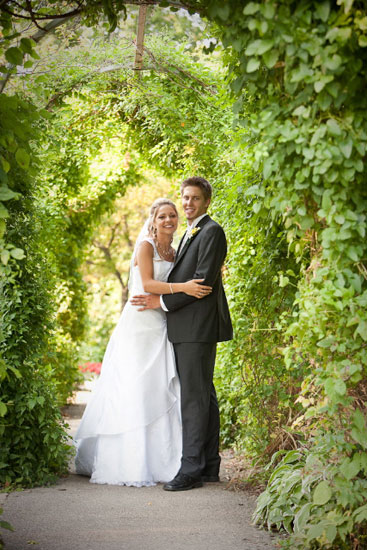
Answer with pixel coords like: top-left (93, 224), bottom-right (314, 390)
top-left (169, 283), bottom-right (174, 294)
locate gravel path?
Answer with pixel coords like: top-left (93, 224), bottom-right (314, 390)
top-left (2, 380), bottom-right (277, 550)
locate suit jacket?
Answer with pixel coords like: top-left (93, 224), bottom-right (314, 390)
top-left (163, 215), bottom-right (233, 344)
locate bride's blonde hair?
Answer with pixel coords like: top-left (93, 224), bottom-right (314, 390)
top-left (148, 198), bottom-right (178, 237)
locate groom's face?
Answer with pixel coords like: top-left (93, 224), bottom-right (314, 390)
top-left (181, 186), bottom-right (210, 222)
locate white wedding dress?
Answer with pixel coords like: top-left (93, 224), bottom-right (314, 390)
top-left (74, 238), bottom-right (182, 486)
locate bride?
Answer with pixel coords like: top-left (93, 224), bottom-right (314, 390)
top-left (74, 198), bottom-right (211, 486)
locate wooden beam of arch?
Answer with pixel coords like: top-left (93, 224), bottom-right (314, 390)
top-left (134, 4), bottom-right (147, 75)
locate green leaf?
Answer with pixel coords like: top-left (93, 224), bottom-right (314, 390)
top-left (210, 3), bottom-right (230, 20)
top-left (340, 455), bottom-right (361, 480)
top-left (1, 249), bottom-right (10, 265)
top-left (0, 167), bottom-right (7, 184)
top-left (8, 365), bottom-right (22, 379)
top-left (317, 90), bottom-right (332, 110)
top-left (262, 3), bottom-right (275, 19)
top-left (294, 503), bottom-right (312, 532)
top-left (0, 520), bottom-right (14, 531)
top-left (10, 248), bottom-right (25, 260)
top-left (244, 185), bottom-right (260, 196)
top-left (351, 427), bottom-right (367, 449)
top-left (327, 118), bottom-right (342, 136)
top-left (325, 524), bottom-right (337, 544)
top-left (245, 39), bottom-right (274, 56)
top-left (257, 40), bottom-right (274, 55)
top-left (20, 37), bottom-right (34, 55)
top-left (247, 58), bottom-right (260, 73)
top-left (315, 75), bottom-right (334, 94)
top-left (313, 480), bottom-right (332, 505)
top-left (357, 16), bottom-right (367, 31)
top-left (315, 1), bottom-right (331, 22)
top-left (28, 398), bottom-right (36, 410)
top-left (347, 246), bottom-right (359, 262)
top-left (243, 2), bottom-right (260, 15)
top-left (291, 63), bottom-right (313, 82)
top-left (231, 77), bottom-right (244, 94)
top-left (0, 186), bottom-right (17, 201)
top-left (322, 189), bottom-right (333, 211)
top-left (353, 504), bottom-right (367, 523)
top-left (263, 157), bottom-right (274, 179)
top-left (360, 453), bottom-right (367, 473)
top-left (318, 336), bottom-right (335, 348)
top-left (340, 138), bottom-right (353, 158)
top-left (253, 201), bottom-right (262, 213)
top-left (0, 401), bottom-right (7, 417)
top-left (325, 378), bottom-right (337, 397)
top-left (302, 147), bottom-right (314, 159)
top-left (15, 148), bottom-right (30, 170)
top-left (326, 27), bottom-right (352, 43)
top-left (263, 50), bottom-right (279, 69)
top-left (326, 81), bottom-right (341, 98)
top-left (358, 35), bottom-right (367, 47)
top-left (307, 523), bottom-right (324, 540)
top-left (356, 320), bottom-right (367, 341)
top-left (299, 216), bottom-right (314, 230)
top-left (334, 378), bottom-right (346, 395)
top-left (353, 409), bottom-right (366, 433)
top-left (0, 157), bottom-right (10, 173)
top-left (325, 54), bottom-right (342, 70)
top-left (279, 275), bottom-right (289, 287)
top-left (5, 46), bottom-right (23, 66)
top-left (0, 203), bottom-right (9, 219)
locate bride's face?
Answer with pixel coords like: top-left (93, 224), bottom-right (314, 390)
top-left (154, 205), bottom-right (178, 237)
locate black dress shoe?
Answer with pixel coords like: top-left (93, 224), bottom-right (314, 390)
top-left (163, 473), bottom-right (203, 491)
top-left (201, 475), bottom-right (220, 482)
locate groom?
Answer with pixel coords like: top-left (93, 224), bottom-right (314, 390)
top-left (131, 177), bottom-right (232, 491)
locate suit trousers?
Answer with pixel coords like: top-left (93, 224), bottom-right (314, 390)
top-left (173, 342), bottom-right (221, 479)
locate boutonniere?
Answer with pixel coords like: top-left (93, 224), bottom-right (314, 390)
top-left (188, 226), bottom-right (201, 240)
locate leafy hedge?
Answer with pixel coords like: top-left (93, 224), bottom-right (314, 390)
top-left (0, 95), bottom-right (72, 485)
top-left (202, 0), bottom-right (367, 547)
top-left (213, 172), bottom-right (303, 456)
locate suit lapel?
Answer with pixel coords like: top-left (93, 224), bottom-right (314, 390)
top-left (173, 215), bottom-right (210, 268)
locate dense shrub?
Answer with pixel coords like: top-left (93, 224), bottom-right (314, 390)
top-left (0, 97), bottom-right (72, 485)
top-left (204, 1), bottom-right (367, 547)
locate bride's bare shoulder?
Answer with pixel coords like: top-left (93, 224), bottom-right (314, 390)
top-left (134, 240), bottom-right (154, 266)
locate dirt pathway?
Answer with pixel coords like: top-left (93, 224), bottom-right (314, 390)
top-left (2, 380), bottom-right (277, 550)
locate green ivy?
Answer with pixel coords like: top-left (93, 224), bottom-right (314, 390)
top-left (200, 0), bottom-right (367, 547)
top-left (0, 97), bottom-right (72, 485)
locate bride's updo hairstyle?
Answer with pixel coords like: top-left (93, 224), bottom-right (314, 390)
top-left (148, 198), bottom-right (178, 237)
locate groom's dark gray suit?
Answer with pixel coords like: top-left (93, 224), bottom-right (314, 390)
top-left (162, 214), bottom-right (232, 479)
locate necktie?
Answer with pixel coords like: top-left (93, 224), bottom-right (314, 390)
top-left (178, 227), bottom-right (191, 255)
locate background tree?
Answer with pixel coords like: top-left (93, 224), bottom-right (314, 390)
top-left (80, 172), bottom-right (179, 363)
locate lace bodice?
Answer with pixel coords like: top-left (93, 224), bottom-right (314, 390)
top-left (129, 237), bottom-right (173, 295)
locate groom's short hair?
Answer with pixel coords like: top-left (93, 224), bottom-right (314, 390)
top-left (180, 177), bottom-right (212, 201)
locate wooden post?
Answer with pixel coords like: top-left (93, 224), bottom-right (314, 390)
top-left (134, 4), bottom-right (147, 75)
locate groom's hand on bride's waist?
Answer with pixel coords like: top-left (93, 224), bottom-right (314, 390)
top-left (130, 294), bottom-right (161, 311)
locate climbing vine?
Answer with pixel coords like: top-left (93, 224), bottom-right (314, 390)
top-left (201, 1), bottom-right (367, 548)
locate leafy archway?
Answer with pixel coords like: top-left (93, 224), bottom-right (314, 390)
top-left (1, 2), bottom-right (367, 548)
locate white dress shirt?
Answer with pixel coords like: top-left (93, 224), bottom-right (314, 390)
top-left (160, 213), bottom-right (208, 312)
